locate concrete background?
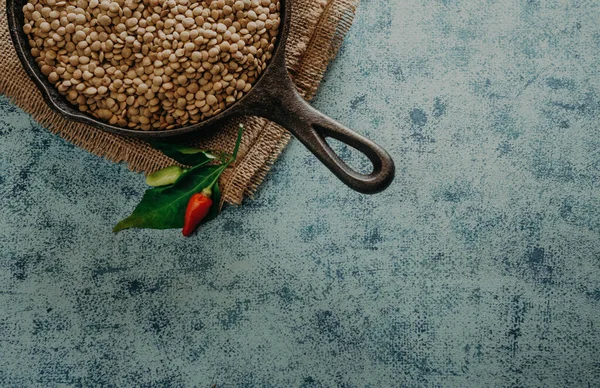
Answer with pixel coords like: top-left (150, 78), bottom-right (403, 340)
top-left (1, 0), bottom-right (599, 386)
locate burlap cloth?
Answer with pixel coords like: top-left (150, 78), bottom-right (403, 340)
top-left (0, 0), bottom-right (359, 205)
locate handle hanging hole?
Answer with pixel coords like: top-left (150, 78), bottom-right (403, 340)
top-left (324, 136), bottom-right (375, 175)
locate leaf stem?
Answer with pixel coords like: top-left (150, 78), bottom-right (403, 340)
top-left (204, 165), bottom-right (226, 191)
top-left (231, 124), bottom-right (244, 160)
top-left (203, 124), bottom-right (243, 192)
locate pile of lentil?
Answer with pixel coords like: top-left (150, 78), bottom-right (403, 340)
top-left (22, 0), bottom-right (280, 130)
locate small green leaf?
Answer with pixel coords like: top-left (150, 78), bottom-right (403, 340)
top-left (148, 141), bottom-right (217, 166)
top-left (113, 164), bottom-right (227, 232)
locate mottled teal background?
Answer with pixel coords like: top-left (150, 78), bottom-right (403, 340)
top-left (1, 0), bottom-right (600, 386)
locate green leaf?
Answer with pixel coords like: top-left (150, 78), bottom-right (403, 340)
top-left (114, 124), bottom-right (243, 234)
top-left (148, 141), bottom-right (218, 166)
top-left (113, 164), bottom-right (227, 232)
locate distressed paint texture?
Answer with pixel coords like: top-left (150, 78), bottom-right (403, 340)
top-left (1, 0), bottom-right (600, 386)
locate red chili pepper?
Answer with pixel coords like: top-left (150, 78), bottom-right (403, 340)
top-left (182, 188), bottom-right (213, 237)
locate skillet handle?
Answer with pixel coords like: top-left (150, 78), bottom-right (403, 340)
top-left (247, 74), bottom-right (395, 194)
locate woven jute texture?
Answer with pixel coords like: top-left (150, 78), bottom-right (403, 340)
top-left (0, 0), bottom-right (359, 205)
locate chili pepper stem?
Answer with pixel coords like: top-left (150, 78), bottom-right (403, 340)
top-left (202, 172), bottom-right (222, 197)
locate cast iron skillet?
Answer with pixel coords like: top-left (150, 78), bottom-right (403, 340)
top-left (7, 0), bottom-right (395, 194)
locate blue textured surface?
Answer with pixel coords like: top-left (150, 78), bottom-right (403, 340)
top-left (1, 0), bottom-right (600, 386)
